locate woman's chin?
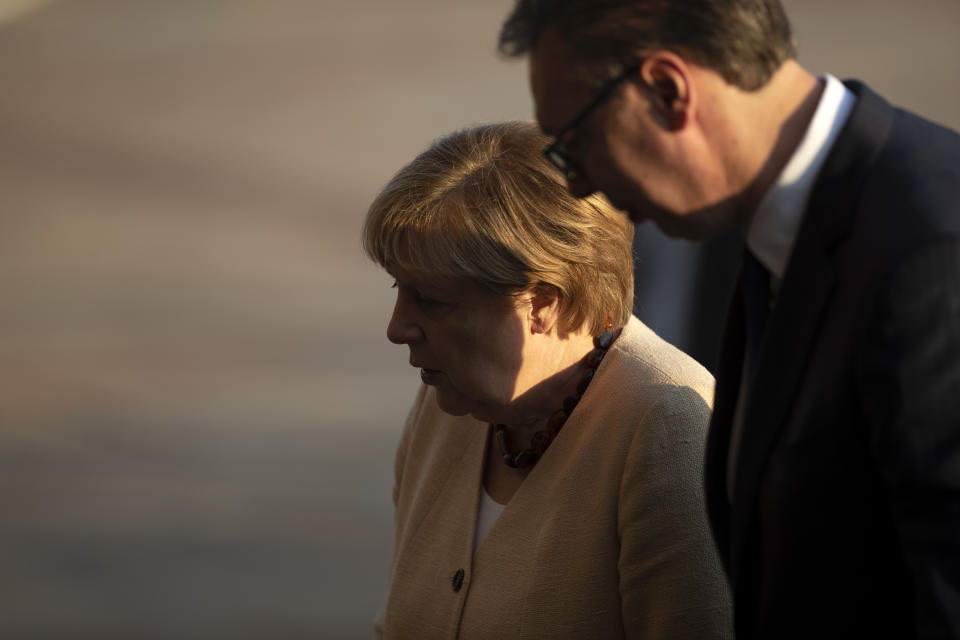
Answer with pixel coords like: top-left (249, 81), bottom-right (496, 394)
top-left (437, 402), bottom-right (470, 417)
top-left (419, 368), bottom-right (444, 385)
top-left (431, 386), bottom-right (476, 418)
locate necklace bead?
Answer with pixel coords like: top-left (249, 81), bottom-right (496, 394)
top-left (494, 328), bottom-right (616, 469)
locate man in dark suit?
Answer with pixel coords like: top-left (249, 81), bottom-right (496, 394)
top-left (498, 0), bottom-right (960, 636)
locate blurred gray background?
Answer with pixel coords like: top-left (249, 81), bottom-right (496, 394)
top-left (0, 1), bottom-right (957, 638)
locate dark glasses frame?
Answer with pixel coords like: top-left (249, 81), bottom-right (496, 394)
top-left (543, 61), bottom-right (642, 182)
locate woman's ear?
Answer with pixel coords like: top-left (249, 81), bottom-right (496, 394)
top-left (528, 285), bottom-right (562, 335)
top-left (638, 50), bottom-right (695, 130)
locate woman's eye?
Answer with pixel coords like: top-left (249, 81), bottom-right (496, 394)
top-left (415, 293), bottom-right (443, 307)
top-left (413, 289), bottom-right (453, 309)
top-left (392, 279), bottom-right (451, 310)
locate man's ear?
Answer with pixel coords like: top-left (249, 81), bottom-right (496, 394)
top-left (638, 50), bottom-right (694, 130)
top-left (528, 285), bottom-right (562, 335)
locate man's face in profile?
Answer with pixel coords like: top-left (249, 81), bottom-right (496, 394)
top-left (529, 28), bottom-right (729, 241)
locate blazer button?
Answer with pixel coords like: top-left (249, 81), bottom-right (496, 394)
top-left (451, 568), bottom-right (465, 592)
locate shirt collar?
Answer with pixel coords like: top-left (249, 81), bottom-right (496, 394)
top-left (746, 73), bottom-right (857, 281)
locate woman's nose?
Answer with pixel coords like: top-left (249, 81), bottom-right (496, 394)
top-left (386, 299), bottom-right (424, 345)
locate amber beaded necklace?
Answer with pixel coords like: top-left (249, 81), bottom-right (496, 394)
top-left (493, 328), bottom-right (616, 469)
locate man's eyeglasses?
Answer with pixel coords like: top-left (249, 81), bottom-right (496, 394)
top-left (543, 61), bottom-right (641, 182)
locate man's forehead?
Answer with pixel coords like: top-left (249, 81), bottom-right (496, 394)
top-left (529, 27), bottom-right (589, 135)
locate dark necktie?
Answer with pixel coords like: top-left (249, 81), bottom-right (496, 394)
top-left (741, 248), bottom-right (772, 384)
top-left (728, 248), bottom-right (773, 499)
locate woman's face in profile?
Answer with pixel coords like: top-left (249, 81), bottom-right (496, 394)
top-left (385, 267), bottom-right (529, 421)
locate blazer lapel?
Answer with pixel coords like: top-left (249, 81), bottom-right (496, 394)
top-left (729, 81), bottom-right (896, 573)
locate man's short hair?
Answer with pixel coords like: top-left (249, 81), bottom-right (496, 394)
top-left (363, 121), bottom-right (635, 336)
top-left (498, 0), bottom-right (797, 91)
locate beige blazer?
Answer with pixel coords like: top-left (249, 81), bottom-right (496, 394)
top-left (375, 316), bottom-right (732, 639)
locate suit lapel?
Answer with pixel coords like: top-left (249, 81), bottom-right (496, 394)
top-left (705, 276), bottom-right (746, 572)
top-left (728, 81), bottom-right (896, 573)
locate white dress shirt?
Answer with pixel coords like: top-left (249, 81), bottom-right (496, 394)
top-left (473, 486), bottom-right (506, 550)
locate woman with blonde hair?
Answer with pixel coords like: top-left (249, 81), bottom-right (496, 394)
top-left (365, 121), bottom-right (731, 639)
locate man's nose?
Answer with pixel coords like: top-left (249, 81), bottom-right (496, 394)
top-left (566, 173), bottom-right (597, 199)
top-left (386, 299), bottom-right (424, 345)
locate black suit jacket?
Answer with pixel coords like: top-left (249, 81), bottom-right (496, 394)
top-left (705, 81), bottom-right (960, 638)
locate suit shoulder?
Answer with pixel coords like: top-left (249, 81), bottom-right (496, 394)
top-left (864, 105), bottom-right (960, 236)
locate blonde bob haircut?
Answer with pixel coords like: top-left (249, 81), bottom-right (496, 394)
top-left (362, 121), bottom-right (634, 337)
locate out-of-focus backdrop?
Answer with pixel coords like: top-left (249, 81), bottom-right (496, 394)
top-left (1, 1), bottom-right (957, 638)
